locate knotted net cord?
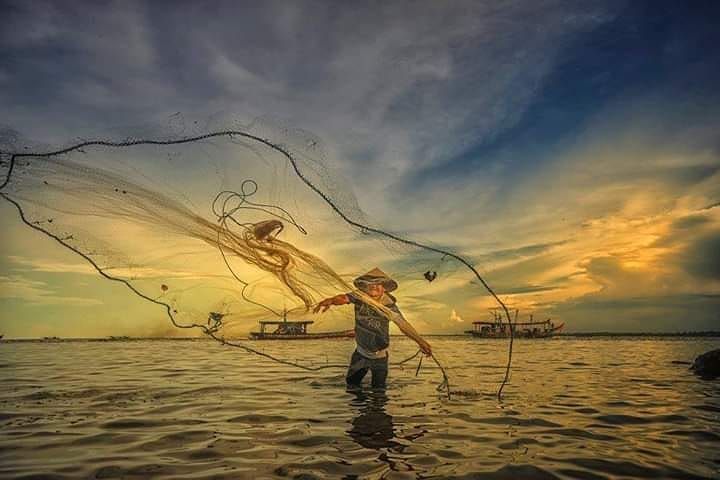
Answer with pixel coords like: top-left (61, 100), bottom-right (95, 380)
top-left (0, 129), bottom-right (513, 400)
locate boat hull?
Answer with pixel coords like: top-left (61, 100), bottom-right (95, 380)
top-left (249, 330), bottom-right (355, 340)
top-left (466, 323), bottom-right (564, 339)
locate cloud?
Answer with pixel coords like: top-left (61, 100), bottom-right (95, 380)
top-left (2, 1), bottom-right (720, 334)
top-left (552, 293), bottom-right (720, 332)
top-left (0, 275), bottom-right (103, 306)
top-left (7, 255), bottom-right (95, 274)
top-left (494, 284), bottom-right (559, 295)
top-left (671, 214), bottom-right (711, 231)
top-left (681, 232), bottom-right (720, 280)
top-left (472, 241), bottom-right (568, 268)
top-left (6, 254), bottom-right (226, 281)
top-left (0, 1), bottom-right (620, 175)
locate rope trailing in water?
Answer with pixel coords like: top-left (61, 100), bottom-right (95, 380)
top-left (0, 130), bottom-right (513, 399)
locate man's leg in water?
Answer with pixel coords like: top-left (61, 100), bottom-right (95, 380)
top-left (346, 350), bottom-right (369, 386)
top-left (370, 355), bottom-right (389, 388)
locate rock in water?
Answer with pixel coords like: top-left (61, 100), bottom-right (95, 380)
top-left (690, 349), bottom-right (720, 379)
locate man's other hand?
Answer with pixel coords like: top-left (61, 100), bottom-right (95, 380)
top-left (418, 339), bottom-right (432, 356)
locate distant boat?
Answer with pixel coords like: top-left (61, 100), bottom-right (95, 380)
top-left (465, 312), bottom-right (564, 339)
top-left (249, 314), bottom-right (354, 341)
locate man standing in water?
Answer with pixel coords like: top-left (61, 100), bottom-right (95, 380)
top-left (314, 268), bottom-right (432, 388)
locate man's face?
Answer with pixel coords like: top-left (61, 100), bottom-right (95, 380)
top-left (365, 283), bottom-right (385, 299)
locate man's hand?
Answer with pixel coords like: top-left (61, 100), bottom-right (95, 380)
top-left (313, 297), bottom-right (334, 313)
top-left (313, 294), bottom-right (349, 313)
top-left (418, 338), bottom-right (432, 356)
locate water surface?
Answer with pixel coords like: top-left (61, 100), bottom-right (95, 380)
top-left (0, 337), bottom-right (718, 479)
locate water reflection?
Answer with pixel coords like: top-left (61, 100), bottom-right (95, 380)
top-left (346, 387), bottom-right (429, 476)
top-left (347, 388), bottom-right (399, 451)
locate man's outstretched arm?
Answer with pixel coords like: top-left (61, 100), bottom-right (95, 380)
top-left (313, 294), bottom-right (350, 313)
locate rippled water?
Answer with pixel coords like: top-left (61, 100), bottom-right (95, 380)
top-left (0, 337), bottom-right (718, 479)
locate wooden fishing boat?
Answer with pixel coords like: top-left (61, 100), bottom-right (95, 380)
top-left (249, 319), bottom-right (354, 340)
top-left (465, 313), bottom-right (564, 339)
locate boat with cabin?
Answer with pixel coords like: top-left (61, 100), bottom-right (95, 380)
top-left (465, 312), bottom-right (564, 339)
top-left (249, 313), bottom-right (354, 340)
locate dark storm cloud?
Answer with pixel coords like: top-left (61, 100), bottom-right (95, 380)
top-left (651, 212), bottom-right (715, 249)
top-left (681, 232), bottom-right (720, 281)
top-left (557, 294), bottom-right (720, 311)
top-left (550, 293), bottom-right (720, 332)
top-left (671, 215), bottom-right (711, 231)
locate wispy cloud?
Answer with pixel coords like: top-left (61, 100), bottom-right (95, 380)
top-left (6, 254), bottom-right (228, 281)
top-left (7, 255), bottom-right (95, 275)
top-left (0, 275), bottom-right (103, 306)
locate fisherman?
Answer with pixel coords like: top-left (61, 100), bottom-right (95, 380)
top-left (314, 267), bottom-right (432, 388)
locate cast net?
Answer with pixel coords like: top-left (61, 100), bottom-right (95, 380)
top-left (0, 117), bottom-right (516, 399)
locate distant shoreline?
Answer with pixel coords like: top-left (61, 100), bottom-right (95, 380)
top-left (556, 331), bottom-right (720, 338)
top-left (2, 331), bottom-right (720, 342)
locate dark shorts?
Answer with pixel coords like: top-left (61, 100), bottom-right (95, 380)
top-left (346, 349), bottom-right (389, 388)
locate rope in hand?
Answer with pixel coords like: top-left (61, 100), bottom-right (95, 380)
top-left (396, 349), bottom-right (451, 398)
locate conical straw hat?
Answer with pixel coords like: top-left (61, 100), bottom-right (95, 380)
top-left (353, 267), bottom-right (398, 292)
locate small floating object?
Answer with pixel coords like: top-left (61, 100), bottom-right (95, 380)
top-left (161, 284), bottom-right (168, 292)
top-left (423, 271), bottom-right (437, 282)
top-left (206, 312), bottom-right (225, 334)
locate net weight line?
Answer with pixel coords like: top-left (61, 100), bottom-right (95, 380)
top-left (0, 130), bottom-right (513, 400)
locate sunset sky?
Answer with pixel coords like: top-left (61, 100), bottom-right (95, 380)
top-left (1, 1), bottom-right (719, 337)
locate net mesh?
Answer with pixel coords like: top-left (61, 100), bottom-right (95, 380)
top-left (0, 117), bottom-right (516, 399)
